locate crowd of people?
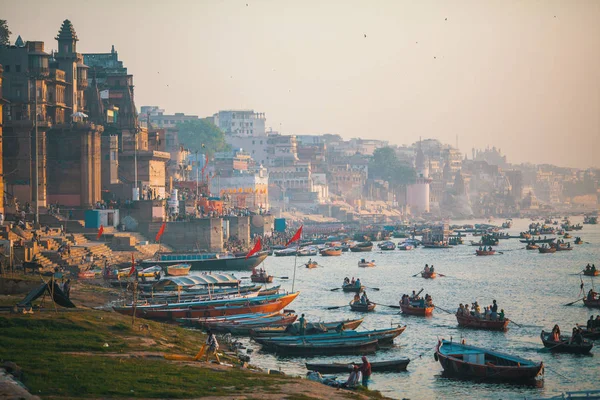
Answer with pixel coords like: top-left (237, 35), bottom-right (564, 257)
top-left (550, 325), bottom-right (585, 345)
top-left (586, 315), bottom-right (600, 331)
top-left (585, 264), bottom-right (597, 274)
top-left (423, 264), bottom-right (435, 274)
top-left (456, 300), bottom-right (504, 321)
top-left (343, 276), bottom-right (361, 288)
top-left (352, 291), bottom-right (370, 306)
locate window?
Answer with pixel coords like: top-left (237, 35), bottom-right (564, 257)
top-left (4, 65), bottom-right (9, 72)
top-left (15, 65), bottom-right (21, 73)
top-left (252, 140), bottom-right (255, 145)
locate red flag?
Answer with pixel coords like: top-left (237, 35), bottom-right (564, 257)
top-left (128, 253), bottom-right (136, 277)
top-left (155, 222), bottom-right (166, 242)
top-left (245, 237), bottom-right (262, 259)
top-left (286, 225), bottom-right (303, 247)
top-left (96, 225), bottom-right (104, 240)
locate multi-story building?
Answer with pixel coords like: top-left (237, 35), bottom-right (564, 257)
top-left (213, 110), bottom-right (265, 136)
top-left (0, 64), bottom-right (4, 213)
top-left (1, 20), bottom-right (104, 208)
top-left (267, 133), bottom-right (298, 167)
top-left (139, 106), bottom-right (199, 128)
top-left (406, 142), bottom-right (431, 214)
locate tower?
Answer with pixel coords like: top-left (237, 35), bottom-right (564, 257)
top-left (54, 20), bottom-right (79, 112)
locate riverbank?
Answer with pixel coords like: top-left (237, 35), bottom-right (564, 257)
top-left (0, 278), bottom-right (389, 399)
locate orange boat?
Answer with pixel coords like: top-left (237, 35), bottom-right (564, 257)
top-left (475, 250), bottom-right (495, 256)
top-left (320, 247), bottom-right (342, 256)
top-left (456, 314), bottom-right (509, 331)
top-left (115, 292), bottom-right (300, 320)
top-left (166, 264), bottom-right (191, 276)
top-left (400, 302), bottom-right (434, 316)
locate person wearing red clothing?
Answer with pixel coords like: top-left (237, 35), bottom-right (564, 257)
top-left (358, 356), bottom-right (371, 387)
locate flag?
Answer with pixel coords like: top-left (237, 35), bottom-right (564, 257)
top-left (128, 253), bottom-right (136, 277)
top-left (96, 225), bottom-right (104, 240)
top-left (245, 237), bottom-right (262, 259)
top-left (155, 222), bottom-right (166, 242)
top-left (286, 225), bottom-right (303, 247)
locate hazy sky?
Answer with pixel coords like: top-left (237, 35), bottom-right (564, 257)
top-left (4, 0), bottom-right (600, 168)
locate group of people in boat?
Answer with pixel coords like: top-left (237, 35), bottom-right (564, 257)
top-left (400, 291), bottom-right (432, 308)
top-left (554, 239), bottom-right (570, 247)
top-left (308, 356), bottom-right (372, 389)
top-left (586, 315), bottom-right (600, 331)
top-left (585, 264), bottom-right (597, 273)
top-left (423, 264), bottom-right (435, 274)
top-left (251, 267), bottom-right (268, 278)
top-left (587, 289), bottom-right (598, 301)
top-left (343, 276), bottom-right (361, 288)
top-left (550, 325), bottom-right (584, 345)
top-left (478, 246), bottom-right (493, 252)
top-left (352, 291), bottom-right (370, 305)
top-left (456, 300), bottom-right (504, 321)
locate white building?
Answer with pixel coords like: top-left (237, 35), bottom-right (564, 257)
top-left (210, 167), bottom-right (269, 211)
top-left (213, 110), bottom-right (266, 136)
top-left (224, 135), bottom-right (269, 166)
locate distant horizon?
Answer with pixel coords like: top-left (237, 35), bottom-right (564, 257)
top-left (3, 0), bottom-right (599, 169)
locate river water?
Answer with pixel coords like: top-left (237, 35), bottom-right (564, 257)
top-left (217, 217), bottom-right (599, 399)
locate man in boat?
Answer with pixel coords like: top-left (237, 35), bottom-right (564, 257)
top-left (298, 314), bottom-right (306, 336)
top-left (355, 278), bottom-right (361, 288)
top-left (499, 309), bottom-right (505, 321)
top-left (358, 356), bottom-right (372, 388)
top-left (593, 265), bottom-right (597, 273)
top-left (360, 291), bottom-right (369, 305)
top-left (586, 264), bottom-right (592, 272)
top-left (588, 289), bottom-right (598, 301)
top-left (425, 294), bottom-right (432, 306)
top-left (488, 246), bottom-right (493, 252)
top-left (411, 290), bottom-right (418, 300)
top-left (343, 277), bottom-right (350, 285)
top-left (351, 277), bottom-right (355, 285)
top-left (424, 264), bottom-right (430, 274)
top-left (551, 325), bottom-right (561, 342)
top-left (430, 265), bottom-right (435, 273)
top-left (353, 293), bottom-right (361, 303)
top-left (457, 303), bottom-right (464, 315)
top-left (335, 322), bottom-right (345, 333)
top-left (571, 327), bottom-right (583, 345)
top-left (587, 315), bottom-right (594, 330)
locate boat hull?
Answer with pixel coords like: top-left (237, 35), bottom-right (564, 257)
top-left (475, 250), bottom-right (495, 256)
top-left (141, 252), bottom-right (269, 271)
top-left (400, 303), bottom-right (433, 316)
top-left (540, 331), bottom-right (593, 354)
top-left (306, 358), bottom-right (410, 373)
top-left (583, 298), bottom-right (600, 308)
top-left (583, 271), bottom-right (599, 277)
top-left (342, 284), bottom-right (363, 293)
top-left (456, 314), bottom-right (509, 331)
top-left (350, 302), bottom-right (376, 312)
top-left (262, 339), bottom-right (379, 356)
top-left (421, 272), bottom-right (437, 279)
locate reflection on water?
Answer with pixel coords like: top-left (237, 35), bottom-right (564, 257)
top-left (224, 217), bottom-right (600, 399)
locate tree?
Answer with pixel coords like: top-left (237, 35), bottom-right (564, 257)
top-left (176, 118), bottom-right (230, 156)
top-left (0, 20), bottom-right (10, 47)
top-left (369, 147), bottom-right (416, 185)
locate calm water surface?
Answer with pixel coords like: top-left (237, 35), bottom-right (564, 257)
top-left (203, 217), bottom-right (600, 400)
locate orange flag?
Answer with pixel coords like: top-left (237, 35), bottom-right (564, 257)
top-left (155, 222), bottom-right (166, 242)
top-left (286, 225), bottom-right (303, 247)
top-left (128, 253), bottom-right (136, 277)
top-left (96, 224), bottom-right (104, 240)
top-left (245, 237), bottom-right (262, 259)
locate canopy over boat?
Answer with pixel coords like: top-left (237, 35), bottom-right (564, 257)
top-left (153, 274), bottom-right (239, 290)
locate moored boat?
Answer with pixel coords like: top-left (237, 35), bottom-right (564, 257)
top-left (141, 251), bottom-right (268, 271)
top-left (350, 300), bottom-right (376, 312)
top-left (540, 330), bottom-right (593, 354)
top-left (350, 242), bottom-right (373, 252)
top-left (166, 264), bottom-right (191, 276)
top-left (422, 243), bottom-right (453, 249)
top-left (274, 248), bottom-right (297, 257)
top-left (306, 358), bottom-right (410, 373)
top-left (378, 241), bottom-right (396, 251)
top-left (320, 247), bottom-right (342, 256)
top-left (397, 243), bottom-right (414, 251)
top-left (260, 337), bottom-right (379, 356)
top-left (297, 247), bottom-right (318, 257)
top-left (435, 339), bottom-right (544, 382)
top-left (456, 314), bottom-right (509, 331)
top-left (254, 326), bottom-right (405, 345)
top-left (251, 318), bottom-right (365, 337)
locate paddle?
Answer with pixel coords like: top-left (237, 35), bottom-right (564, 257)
top-left (330, 288), bottom-right (342, 292)
top-left (372, 302), bottom-right (401, 309)
top-left (364, 287), bottom-right (380, 291)
top-left (274, 276), bottom-right (289, 280)
top-left (565, 298), bottom-right (584, 306)
top-left (508, 320), bottom-right (522, 328)
top-left (327, 304), bottom-right (351, 310)
top-left (433, 305), bottom-right (454, 315)
top-left (411, 271), bottom-right (422, 277)
top-left (437, 273), bottom-right (448, 278)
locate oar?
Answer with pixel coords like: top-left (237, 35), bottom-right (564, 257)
top-left (565, 298), bottom-right (584, 306)
top-left (372, 302), bottom-right (401, 309)
top-left (508, 319), bottom-right (522, 328)
top-left (437, 273), bottom-right (448, 277)
top-left (330, 287), bottom-right (342, 291)
top-left (327, 304), bottom-right (351, 310)
top-left (364, 287), bottom-right (380, 291)
top-left (433, 305), bottom-right (454, 315)
top-left (411, 271), bottom-right (422, 277)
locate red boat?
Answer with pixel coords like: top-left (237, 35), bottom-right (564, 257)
top-left (400, 302), bottom-right (434, 316)
top-left (421, 271), bottom-right (437, 279)
top-left (475, 250), bottom-right (495, 256)
top-left (456, 314), bottom-right (509, 331)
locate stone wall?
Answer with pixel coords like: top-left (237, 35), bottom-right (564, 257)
top-left (145, 218), bottom-right (223, 252)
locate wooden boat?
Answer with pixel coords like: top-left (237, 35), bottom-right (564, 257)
top-left (274, 248), bottom-right (297, 257)
top-left (378, 241), bottom-right (396, 251)
top-left (350, 300), bottom-right (376, 312)
top-left (77, 270), bottom-right (96, 279)
top-left (422, 243), bottom-right (453, 249)
top-left (421, 271), bottom-right (437, 279)
top-left (520, 238), bottom-right (555, 244)
top-left (400, 302), bottom-right (434, 316)
top-left (306, 358), bottom-right (410, 374)
top-left (255, 326), bottom-right (405, 346)
top-left (208, 313), bottom-right (299, 335)
top-left (297, 247), bottom-right (318, 257)
top-left (574, 238), bottom-right (583, 245)
top-left (397, 243), bottom-right (414, 251)
top-left (251, 318), bottom-right (364, 337)
top-left (540, 330), bottom-right (593, 354)
top-left (526, 244), bottom-right (539, 250)
top-left (305, 261), bottom-right (318, 269)
top-left (166, 264), bottom-right (191, 276)
top-left (251, 269), bottom-right (273, 283)
top-left (555, 244), bottom-right (573, 251)
top-left (350, 242), bottom-right (373, 252)
top-left (176, 312), bottom-right (279, 327)
top-left (583, 298), bottom-right (600, 308)
top-left (475, 250), bottom-right (495, 256)
top-left (563, 233), bottom-right (572, 239)
top-left (320, 247), bottom-right (342, 256)
top-left (456, 314), bottom-right (509, 331)
top-left (579, 327), bottom-right (600, 341)
top-left (435, 339), bottom-right (544, 382)
top-left (538, 247), bottom-right (556, 254)
top-left (342, 283), bottom-right (363, 293)
top-left (358, 260), bottom-right (375, 268)
top-left (260, 337), bottom-right (379, 356)
top-left (583, 269), bottom-right (599, 277)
